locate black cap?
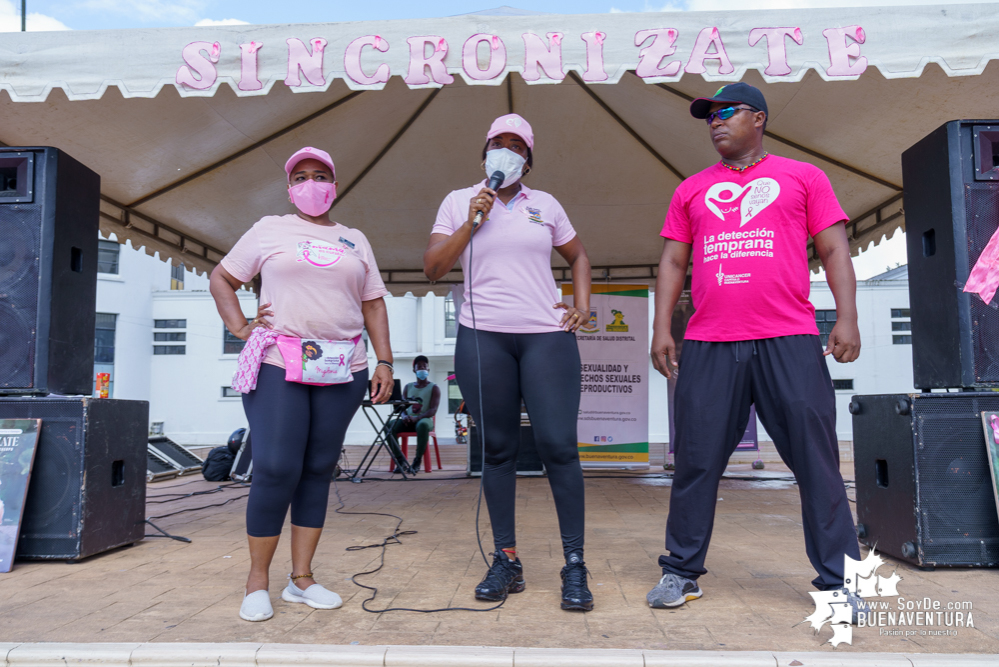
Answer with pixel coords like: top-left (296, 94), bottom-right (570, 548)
top-left (690, 82), bottom-right (768, 119)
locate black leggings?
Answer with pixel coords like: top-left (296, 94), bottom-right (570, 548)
top-left (455, 325), bottom-right (585, 558)
top-left (242, 363), bottom-right (368, 537)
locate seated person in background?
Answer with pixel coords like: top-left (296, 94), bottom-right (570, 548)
top-left (390, 356), bottom-right (441, 470)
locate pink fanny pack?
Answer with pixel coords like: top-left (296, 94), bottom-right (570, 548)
top-left (275, 335), bottom-right (362, 385)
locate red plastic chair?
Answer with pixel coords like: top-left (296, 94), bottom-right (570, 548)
top-left (389, 417), bottom-right (442, 472)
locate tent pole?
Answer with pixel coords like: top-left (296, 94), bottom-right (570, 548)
top-left (506, 76), bottom-right (514, 114)
top-left (567, 71), bottom-right (684, 182)
top-left (332, 87), bottom-right (442, 206)
top-left (127, 90), bottom-right (365, 208)
top-left (21, 0), bottom-right (26, 31)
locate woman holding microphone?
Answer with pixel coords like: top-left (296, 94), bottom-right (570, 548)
top-left (210, 147), bottom-right (394, 622)
top-left (424, 115), bottom-right (594, 611)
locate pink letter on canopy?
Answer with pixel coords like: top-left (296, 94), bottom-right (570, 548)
top-left (823, 25), bottom-right (867, 77)
top-left (345, 35), bottom-right (390, 85)
top-left (176, 41), bottom-right (220, 90)
top-left (238, 41), bottom-right (263, 91)
top-left (286, 37), bottom-right (327, 87)
top-left (522, 32), bottom-right (565, 82)
top-left (748, 27), bottom-right (803, 77)
top-left (462, 34), bottom-right (507, 81)
top-left (580, 31), bottom-right (608, 82)
top-left (405, 36), bottom-right (455, 85)
top-left (634, 29), bottom-right (681, 78)
top-left (685, 27), bottom-right (735, 75)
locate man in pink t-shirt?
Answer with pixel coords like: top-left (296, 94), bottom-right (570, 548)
top-left (647, 83), bottom-right (863, 617)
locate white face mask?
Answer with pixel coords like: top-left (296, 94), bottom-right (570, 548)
top-left (484, 147), bottom-right (527, 189)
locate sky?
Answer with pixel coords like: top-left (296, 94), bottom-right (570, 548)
top-left (1, 0), bottom-right (984, 279)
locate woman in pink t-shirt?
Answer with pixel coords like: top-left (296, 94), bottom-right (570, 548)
top-left (424, 114), bottom-right (595, 612)
top-left (210, 147), bottom-right (394, 623)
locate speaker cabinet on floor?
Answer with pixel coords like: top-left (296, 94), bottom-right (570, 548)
top-left (0, 397), bottom-right (148, 560)
top-left (0, 147), bottom-right (100, 396)
top-left (851, 392), bottom-right (999, 567)
top-left (902, 121), bottom-right (999, 389)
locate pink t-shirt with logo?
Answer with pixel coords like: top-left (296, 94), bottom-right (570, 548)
top-left (432, 182), bottom-right (577, 333)
top-left (221, 214), bottom-right (389, 371)
top-left (661, 155), bottom-right (847, 342)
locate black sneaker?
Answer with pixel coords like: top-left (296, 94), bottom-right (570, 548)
top-left (560, 552), bottom-right (594, 611)
top-left (474, 551), bottom-right (525, 601)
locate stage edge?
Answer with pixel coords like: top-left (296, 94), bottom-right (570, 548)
top-left (0, 643), bottom-right (996, 666)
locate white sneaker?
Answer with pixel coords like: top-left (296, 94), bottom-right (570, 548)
top-left (239, 589), bottom-right (273, 622)
top-left (281, 577), bottom-right (343, 610)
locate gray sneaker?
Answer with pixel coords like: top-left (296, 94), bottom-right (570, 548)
top-left (647, 572), bottom-right (703, 608)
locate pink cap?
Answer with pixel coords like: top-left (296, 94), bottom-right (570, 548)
top-left (285, 147), bottom-right (336, 179)
top-left (486, 114), bottom-right (534, 150)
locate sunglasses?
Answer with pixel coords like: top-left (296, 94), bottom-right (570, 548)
top-left (705, 106), bottom-right (759, 125)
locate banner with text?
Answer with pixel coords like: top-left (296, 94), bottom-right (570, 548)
top-left (564, 284), bottom-right (649, 468)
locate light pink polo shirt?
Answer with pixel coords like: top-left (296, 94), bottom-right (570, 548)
top-left (432, 181), bottom-right (577, 333)
top-left (221, 214), bottom-right (389, 372)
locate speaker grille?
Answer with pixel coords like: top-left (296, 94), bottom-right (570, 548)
top-left (915, 394), bottom-right (999, 564)
top-left (965, 184), bottom-right (999, 385)
top-left (0, 205), bottom-right (41, 389)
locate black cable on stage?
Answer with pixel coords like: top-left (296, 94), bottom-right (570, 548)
top-left (146, 482), bottom-right (247, 503)
top-left (146, 492), bottom-right (249, 520)
top-left (144, 519), bottom-right (192, 543)
top-left (332, 478), bottom-right (505, 613)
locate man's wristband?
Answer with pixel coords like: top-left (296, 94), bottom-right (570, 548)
top-left (376, 360), bottom-right (394, 373)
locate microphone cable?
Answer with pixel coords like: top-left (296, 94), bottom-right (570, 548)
top-left (336, 179), bottom-right (504, 613)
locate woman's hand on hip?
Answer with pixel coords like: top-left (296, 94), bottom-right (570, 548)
top-left (370, 365), bottom-right (393, 404)
top-left (554, 302), bottom-right (587, 332)
top-left (235, 302), bottom-right (274, 341)
top-left (466, 187), bottom-right (497, 229)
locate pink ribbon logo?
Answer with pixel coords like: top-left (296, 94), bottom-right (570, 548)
top-left (594, 32), bottom-right (606, 45)
top-left (436, 37), bottom-right (446, 52)
top-left (548, 32), bottom-right (563, 47)
top-left (339, 354), bottom-right (346, 367)
top-left (210, 42), bottom-right (221, 60)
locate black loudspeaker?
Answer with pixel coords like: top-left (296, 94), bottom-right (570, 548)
top-left (902, 121), bottom-right (999, 389)
top-left (468, 423), bottom-right (545, 476)
top-left (0, 397), bottom-right (148, 560)
top-left (851, 393), bottom-right (999, 567)
top-left (0, 147), bottom-right (100, 395)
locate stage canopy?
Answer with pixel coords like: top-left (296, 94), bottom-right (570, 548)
top-left (2, 3), bottom-right (998, 293)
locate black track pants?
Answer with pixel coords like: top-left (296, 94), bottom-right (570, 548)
top-left (659, 335), bottom-right (860, 591)
top-left (455, 325), bottom-right (585, 558)
top-left (242, 363), bottom-right (368, 537)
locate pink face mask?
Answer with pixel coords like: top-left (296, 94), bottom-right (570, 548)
top-left (289, 180), bottom-right (336, 217)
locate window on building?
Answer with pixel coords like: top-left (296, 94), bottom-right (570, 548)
top-left (445, 293), bottom-right (457, 338)
top-left (223, 325), bottom-right (247, 354)
top-left (891, 308), bottom-right (911, 345)
top-left (832, 379), bottom-right (854, 391)
top-left (94, 313), bottom-right (116, 398)
top-left (170, 263), bottom-right (185, 290)
top-left (154, 332), bottom-right (186, 341)
top-left (154, 345), bottom-right (186, 355)
top-left (815, 310), bottom-right (837, 347)
top-left (154, 319), bottom-right (187, 328)
top-left (222, 386), bottom-right (241, 398)
top-left (97, 240), bottom-right (120, 274)
top-left (448, 372), bottom-right (463, 413)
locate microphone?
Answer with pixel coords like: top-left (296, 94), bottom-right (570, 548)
top-left (472, 170), bottom-right (505, 229)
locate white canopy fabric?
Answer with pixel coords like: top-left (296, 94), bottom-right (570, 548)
top-left (2, 4), bottom-right (998, 293)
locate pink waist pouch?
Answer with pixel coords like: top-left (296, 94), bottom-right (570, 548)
top-left (275, 335), bottom-right (362, 385)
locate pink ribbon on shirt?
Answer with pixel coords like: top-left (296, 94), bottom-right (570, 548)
top-left (231, 327), bottom-right (280, 393)
top-left (963, 225), bottom-right (999, 305)
top-left (339, 353), bottom-right (346, 367)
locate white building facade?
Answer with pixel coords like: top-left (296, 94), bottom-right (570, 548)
top-left (95, 238), bottom-right (912, 447)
